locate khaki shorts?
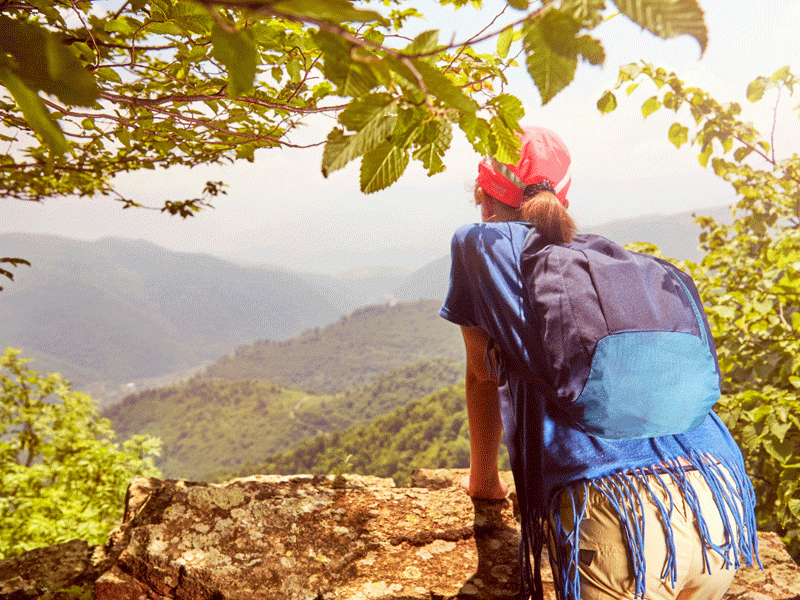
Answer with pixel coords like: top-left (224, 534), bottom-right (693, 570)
top-left (550, 469), bottom-right (738, 600)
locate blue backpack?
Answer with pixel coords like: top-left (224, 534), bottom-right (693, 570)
top-left (520, 232), bottom-right (721, 440)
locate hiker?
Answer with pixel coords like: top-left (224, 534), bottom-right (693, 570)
top-left (440, 126), bottom-right (760, 600)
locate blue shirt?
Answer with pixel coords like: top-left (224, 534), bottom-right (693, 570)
top-left (440, 222), bottom-right (760, 600)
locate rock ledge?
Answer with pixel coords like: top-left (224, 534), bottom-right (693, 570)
top-left (1, 470), bottom-right (798, 600)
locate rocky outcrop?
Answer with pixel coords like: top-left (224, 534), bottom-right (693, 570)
top-left (1, 469), bottom-right (798, 600)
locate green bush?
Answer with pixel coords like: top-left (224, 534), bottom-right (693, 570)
top-left (0, 348), bottom-right (161, 558)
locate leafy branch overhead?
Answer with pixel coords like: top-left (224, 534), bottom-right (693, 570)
top-left (0, 0), bottom-right (707, 200)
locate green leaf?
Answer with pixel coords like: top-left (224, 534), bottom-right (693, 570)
top-left (405, 30), bottom-right (439, 57)
top-left (574, 35), bottom-right (605, 66)
top-left (612, 0), bottom-right (708, 54)
top-left (734, 146), bottom-right (753, 162)
top-left (641, 96), bottom-right (662, 118)
top-left (271, 0), bottom-right (385, 24)
top-left (668, 122), bottom-right (689, 148)
top-left (771, 420), bottom-right (794, 444)
top-left (560, 0), bottom-right (606, 27)
top-left (770, 65), bottom-right (791, 82)
top-left (711, 157), bottom-right (728, 178)
top-left (117, 127), bottom-right (131, 149)
top-left (95, 67), bottom-right (122, 84)
top-left (751, 404), bottom-right (772, 423)
top-left (0, 68), bottom-right (67, 156)
top-left (497, 27), bottom-right (514, 59)
top-left (315, 31), bottom-right (380, 97)
top-left (411, 60), bottom-right (478, 114)
top-left (211, 24), bottom-right (258, 98)
top-left (490, 116), bottom-right (522, 164)
top-left (597, 90), bottom-right (617, 114)
top-left (763, 435), bottom-right (796, 464)
top-left (322, 96), bottom-right (397, 176)
top-left (339, 93), bottom-right (395, 131)
top-left (286, 59), bottom-right (301, 82)
top-left (459, 112), bottom-right (493, 155)
top-left (145, 21), bottom-right (182, 36)
top-left (507, 0), bottom-right (529, 8)
top-left (662, 91), bottom-right (681, 111)
top-left (489, 94), bottom-right (524, 131)
top-left (697, 143), bottom-right (713, 167)
top-left (0, 15), bottom-right (99, 107)
top-left (533, 9), bottom-right (605, 66)
top-left (364, 29), bottom-right (385, 46)
top-left (619, 62), bottom-right (642, 80)
top-left (412, 119), bottom-right (453, 175)
top-left (360, 141), bottom-right (409, 194)
top-left (523, 14), bottom-right (578, 105)
top-left (104, 17), bottom-right (140, 35)
top-left (722, 136), bottom-right (733, 154)
top-left (321, 128), bottom-right (350, 177)
top-left (747, 77), bottom-right (767, 102)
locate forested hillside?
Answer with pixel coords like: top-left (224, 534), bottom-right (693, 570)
top-left (0, 234), bottom-right (344, 386)
top-left (226, 383), bottom-right (510, 486)
top-left (105, 359), bottom-right (464, 480)
top-left (203, 300), bottom-right (463, 393)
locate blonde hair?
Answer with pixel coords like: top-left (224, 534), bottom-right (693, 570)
top-left (521, 192), bottom-right (576, 244)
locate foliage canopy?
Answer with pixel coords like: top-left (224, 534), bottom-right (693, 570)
top-left (0, 0), bottom-right (707, 207)
top-left (0, 348), bottom-right (161, 558)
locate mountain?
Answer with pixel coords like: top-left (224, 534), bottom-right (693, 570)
top-left (393, 255), bottom-right (450, 302)
top-left (202, 299), bottom-right (464, 394)
top-left (0, 234), bottom-right (345, 387)
top-left (104, 358), bottom-right (465, 480)
top-left (589, 204), bottom-right (733, 262)
top-left (390, 204), bottom-right (734, 301)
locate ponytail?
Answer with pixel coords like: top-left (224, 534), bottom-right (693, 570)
top-left (521, 191), bottom-right (576, 244)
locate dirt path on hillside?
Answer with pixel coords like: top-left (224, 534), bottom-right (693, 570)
top-left (289, 396), bottom-right (326, 436)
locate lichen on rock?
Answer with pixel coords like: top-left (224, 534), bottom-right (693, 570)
top-left (0, 470), bottom-right (798, 600)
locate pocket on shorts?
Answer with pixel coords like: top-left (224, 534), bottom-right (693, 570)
top-left (576, 515), bottom-right (637, 596)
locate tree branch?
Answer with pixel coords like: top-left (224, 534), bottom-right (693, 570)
top-left (97, 91), bottom-right (347, 114)
top-left (68, 0), bottom-right (100, 68)
top-left (771, 86), bottom-right (781, 165)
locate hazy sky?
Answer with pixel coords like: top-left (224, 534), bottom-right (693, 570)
top-left (3, 1), bottom-right (799, 275)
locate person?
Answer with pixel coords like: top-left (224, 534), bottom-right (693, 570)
top-left (439, 126), bottom-right (760, 600)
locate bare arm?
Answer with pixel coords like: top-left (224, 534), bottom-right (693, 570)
top-left (460, 326), bottom-right (508, 499)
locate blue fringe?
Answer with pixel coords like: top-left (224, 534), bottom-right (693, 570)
top-left (525, 455), bottom-right (761, 600)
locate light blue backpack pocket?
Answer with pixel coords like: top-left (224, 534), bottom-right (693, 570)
top-left (576, 330), bottom-right (721, 439)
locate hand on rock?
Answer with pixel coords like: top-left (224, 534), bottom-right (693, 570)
top-left (459, 473), bottom-right (508, 500)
